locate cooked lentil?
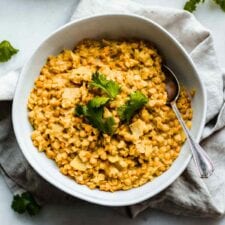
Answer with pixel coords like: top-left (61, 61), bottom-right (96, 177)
top-left (28, 39), bottom-right (193, 191)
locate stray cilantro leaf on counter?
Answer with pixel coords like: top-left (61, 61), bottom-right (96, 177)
top-left (0, 40), bottom-right (19, 62)
top-left (75, 96), bottom-right (115, 135)
top-left (184, 0), bottom-right (225, 12)
top-left (118, 91), bottom-right (148, 123)
top-left (184, 0), bottom-right (204, 12)
top-left (213, 0), bottom-right (225, 11)
top-left (90, 72), bottom-right (120, 98)
top-left (11, 192), bottom-right (41, 216)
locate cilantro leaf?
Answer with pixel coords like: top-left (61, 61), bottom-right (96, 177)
top-left (213, 0), bottom-right (225, 11)
top-left (75, 104), bottom-right (87, 116)
top-left (87, 96), bottom-right (110, 108)
top-left (75, 97), bottom-right (109, 116)
top-left (11, 192), bottom-right (41, 216)
top-left (118, 91), bottom-right (148, 123)
top-left (103, 117), bottom-right (115, 135)
top-left (75, 97), bottom-right (115, 135)
top-left (184, 0), bottom-right (204, 12)
top-left (184, 0), bottom-right (225, 12)
top-left (86, 106), bottom-right (115, 135)
top-left (0, 40), bottom-right (19, 62)
top-left (90, 72), bottom-right (120, 98)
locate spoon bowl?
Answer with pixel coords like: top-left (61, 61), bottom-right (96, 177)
top-left (163, 65), bottom-right (180, 103)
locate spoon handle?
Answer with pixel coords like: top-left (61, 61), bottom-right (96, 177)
top-left (171, 102), bottom-right (214, 178)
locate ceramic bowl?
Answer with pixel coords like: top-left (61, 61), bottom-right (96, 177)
top-left (12, 14), bottom-right (206, 206)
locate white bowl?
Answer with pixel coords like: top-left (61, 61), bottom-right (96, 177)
top-left (12, 14), bottom-right (206, 206)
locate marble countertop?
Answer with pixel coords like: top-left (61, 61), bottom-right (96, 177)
top-left (1, 0), bottom-right (225, 224)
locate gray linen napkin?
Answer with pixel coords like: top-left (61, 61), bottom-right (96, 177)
top-left (1, 0), bottom-right (225, 218)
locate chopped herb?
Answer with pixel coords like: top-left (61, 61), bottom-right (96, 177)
top-left (87, 96), bottom-right (110, 108)
top-left (75, 96), bottom-right (115, 135)
top-left (11, 192), bottom-right (41, 216)
top-left (102, 116), bottom-right (115, 135)
top-left (184, 0), bottom-right (225, 12)
top-left (0, 40), bottom-right (19, 62)
top-left (213, 0), bottom-right (225, 11)
top-left (184, 0), bottom-right (204, 12)
top-left (90, 72), bottom-right (120, 98)
top-left (75, 104), bottom-right (87, 116)
top-left (118, 91), bottom-right (148, 123)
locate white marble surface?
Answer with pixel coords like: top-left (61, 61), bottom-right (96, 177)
top-left (1, 0), bottom-right (225, 224)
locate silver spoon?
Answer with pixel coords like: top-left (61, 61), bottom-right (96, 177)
top-left (163, 65), bottom-right (214, 178)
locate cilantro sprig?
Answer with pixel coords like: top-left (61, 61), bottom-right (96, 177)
top-left (184, 0), bottom-right (204, 12)
top-left (75, 96), bottom-right (115, 135)
top-left (11, 192), bottom-right (41, 216)
top-left (0, 40), bottom-right (19, 62)
top-left (76, 73), bottom-right (148, 133)
top-left (118, 91), bottom-right (148, 123)
top-left (184, 0), bottom-right (225, 12)
top-left (90, 72), bottom-right (120, 98)
top-left (213, 0), bottom-right (225, 11)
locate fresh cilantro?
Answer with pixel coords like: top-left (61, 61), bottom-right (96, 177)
top-left (118, 91), bottom-right (148, 123)
top-left (87, 96), bottom-right (110, 108)
top-left (90, 72), bottom-right (120, 98)
top-left (184, 0), bottom-right (204, 12)
top-left (75, 96), bottom-right (115, 135)
top-left (213, 0), bottom-right (225, 11)
top-left (102, 116), bottom-right (115, 135)
top-left (11, 192), bottom-right (41, 216)
top-left (0, 40), bottom-right (19, 62)
top-left (76, 96), bottom-right (109, 116)
top-left (75, 104), bottom-right (87, 116)
top-left (184, 0), bottom-right (225, 12)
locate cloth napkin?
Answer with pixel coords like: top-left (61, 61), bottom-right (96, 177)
top-left (1, 0), bottom-right (225, 218)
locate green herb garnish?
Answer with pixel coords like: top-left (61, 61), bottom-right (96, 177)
top-left (184, 0), bottom-right (204, 12)
top-left (184, 0), bottom-right (225, 12)
top-left (11, 192), bottom-right (41, 216)
top-left (87, 96), bottom-right (110, 108)
top-left (0, 40), bottom-right (19, 62)
top-left (75, 96), bottom-right (115, 135)
top-left (90, 72), bottom-right (120, 98)
top-left (118, 91), bottom-right (148, 123)
top-left (213, 0), bottom-right (225, 11)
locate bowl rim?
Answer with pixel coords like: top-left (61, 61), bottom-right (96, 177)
top-left (12, 13), bottom-right (207, 206)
